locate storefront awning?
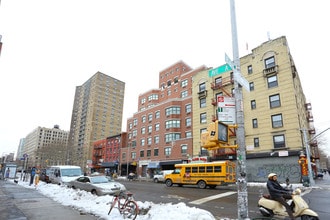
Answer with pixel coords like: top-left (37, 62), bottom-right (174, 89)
top-left (101, 162), bottom-right (116, 167)
top-left (159, 160), bottom-right (182, 166)
top-left (147, 162), bottom-right (160, 169)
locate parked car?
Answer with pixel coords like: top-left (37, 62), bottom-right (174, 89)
top-left (39, 168), bottom-right (51, 183)
top-left (153, 170), bottom-right (173, 183)
top-left (67, 175), bottom-right (126, 196)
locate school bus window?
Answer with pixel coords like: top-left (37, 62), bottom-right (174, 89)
top-left (206, 166), bottom-right (213, 173)
top-left (192, 167), bottom-right (198, 173)
top-left (185, 167), bottom-right (191, 173)
top-left (214, 166), bottom-right (221, 172)
top-left (173, 168), bottom-right (181, 174)
top-left (199, 166), bottom-right (205, 173)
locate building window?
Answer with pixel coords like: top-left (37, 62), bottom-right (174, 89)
top-left (165, 106), bottom-right (181, 116)
top-left (249, 82), bottom-right (254, 91)
top-left (140, 138), bottom-right (145, 146)
top-left (185, 104), bottom-right (192, 113)
top-left (165, 133), bottom-right (181, 142)
top-left (147, 137), bottom-right (152, 145)
top-left (200, 98), bottom-right (206, 108)
top-left (147, 149), bottom-right (151, 157)
top-left (148, 114), bottom-right (152, 122)
top-left (132, 130), bottom-right (137, 137)
top-left (185, 131), bottom-right (192, 138)
top-left (267, 75), bottom-right (278, 88)
top-left (165, 120), bottom-right (181, 129)
top-left (154, 148), bottom-right (159, 156)
top-left (200, 113), bottom-right (207, 124)
top-left (148, 125), bottom-right (152, 133)
top-left (265, 56), bottom-right (275, 68)
top-left (248, 65), bottom-right (253, 74)
top-left (140, 150), bottom-right (144, 158)
top-left (215, 77), bottom-right (222, 87)
top-left (254, 137), bottom-right (259, 148)
top-left (131, 152), bottom-right (136, 159)
top-left (199, 82), bottom-right (206, 92)
top-left (174, 77), bottom-right (179, 84)
top-left (181, 90), bottom-right (188, 98)
top-left (252, 118), bottom-right (258, 128)
top-left (155, 111), bottom-right (160, 119)
top-left (131, 141), bottom-right (136, 147)
top-left (142, 116), bottom-right (146, 123)
top-left (167, 80), bottom-right (171, 87)
top-left (141, 127), bottom-right (146, 134)
top-left (185, 118), bottom-right (191, 127)
top-left (181, 79), bottom-right (188, 88)
top-left (271, 114), bottom-right (283, 128)
top-left (167, 90), bottom-right (171, 96)
top-left (141, 98), bottom-right (146, 104)
top-left (269, 94), bottom-right (281, 108)
top-left (273, 134), bottom-right (285, 149)
top-left (164, 147), bottom-right (171, 156)
top-left (133, 119), bottom-right (137, 126)
top-left (154, 124), bottom-right (159, 131)
top-left (181, 145), bottom-right (188, 154)
top-left (154, 136), bottom-right (159, 144)
top-left (251, 100), bottom-right (256, 109)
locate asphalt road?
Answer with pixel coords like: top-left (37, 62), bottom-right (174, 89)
top-left (118, 175), bottom-right (330, 220)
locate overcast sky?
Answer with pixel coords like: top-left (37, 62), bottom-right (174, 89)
top-left (1, 0), bottom-right (330, 156)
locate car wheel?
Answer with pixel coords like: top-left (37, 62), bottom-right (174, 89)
top-left (165, 179), bottom-right (173, 187)
top-left (154, 178), bottom-right (159, 183)
top-left (198, 180), bottom-right (206, 189)
top-left (91, 189), bottom-right (97, 195)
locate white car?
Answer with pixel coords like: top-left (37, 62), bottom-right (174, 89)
top-left (153, 170), bottom-right (173, 183)
top-left (67, 175), bottom-right (126, 196)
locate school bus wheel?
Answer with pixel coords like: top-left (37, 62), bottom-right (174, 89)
top-left (198, 180), bottom-right (207, 189)
top-left (165, 179), bottom-right (173, 187)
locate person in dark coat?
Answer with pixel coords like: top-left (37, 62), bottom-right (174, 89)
top-left (267, 173), bottom-right (294, 220)
top-left (30, 167), bottom-right (36, 186)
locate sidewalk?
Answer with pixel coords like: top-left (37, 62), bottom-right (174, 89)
top-left (0, 179), bottom-right (100, 220)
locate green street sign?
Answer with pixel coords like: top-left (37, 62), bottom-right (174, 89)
top-left (208, 64), bottom-right (232, 77)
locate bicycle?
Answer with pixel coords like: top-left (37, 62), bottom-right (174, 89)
top-left (108, 191), bottom-right (139, 219)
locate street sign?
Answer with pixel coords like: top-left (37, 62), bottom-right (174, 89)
top-left (208, 64), bottom-right (232, 77)
top-left (234, 72), bottom-right (250, 91)
top-left (225, 53), bottom-right (250, 92)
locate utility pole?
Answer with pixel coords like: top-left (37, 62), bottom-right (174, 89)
top-left (302, 128), bottom-right (315, 186)
top-left (229, 0), bottom-right (249, 219)
top-left (302, 127), bottom-right (330, 186)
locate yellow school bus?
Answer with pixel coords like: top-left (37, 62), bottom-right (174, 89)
top-left (164, 160), bottom-right (236, 189)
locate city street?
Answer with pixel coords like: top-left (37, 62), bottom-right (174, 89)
top-left (0, 174), bottom-right (329, 220)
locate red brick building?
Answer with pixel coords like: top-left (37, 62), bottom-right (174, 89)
top-left (124, 61), bottom-right (207, 177)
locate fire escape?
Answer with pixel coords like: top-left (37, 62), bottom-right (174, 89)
top-left (305, 103), bottom-right (320, 161)
top-left (210, 75), bottom-right (236, 159)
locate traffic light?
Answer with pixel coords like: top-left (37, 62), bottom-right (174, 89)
top-left (298, 153), bottom-right (308, 176)
top-left (201, 120), bottom-right (230, 150)
top-left (217, 120), bottom-right (229, 144)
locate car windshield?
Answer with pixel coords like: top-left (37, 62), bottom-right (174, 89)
top-left (90, 176), bottom-right (109, 184)
top-left (61, 168), bottom-right (82, 177)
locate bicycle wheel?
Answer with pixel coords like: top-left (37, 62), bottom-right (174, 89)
top-left (122, 200), bottom-right (138, 219)
top-left (108, 197), bottom-right (120, 215)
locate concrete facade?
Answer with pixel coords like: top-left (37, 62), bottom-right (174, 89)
top-left (192, 36), bottom-right (315, 182)
top-left (68, 72), bottom-right (125, 170)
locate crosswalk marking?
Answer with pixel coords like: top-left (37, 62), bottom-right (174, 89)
top-left (189, 191), bottom-right (237, 205)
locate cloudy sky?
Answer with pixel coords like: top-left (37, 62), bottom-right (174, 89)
top-left (1, 0), bottom-right (330, 156)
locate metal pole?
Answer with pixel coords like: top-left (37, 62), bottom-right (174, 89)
top-left (302, 128), bottom-right (315, 186)
top-left (126, 146), bottom-right (130, 176)
top-left (229, 0), bottom-right (249, 219)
